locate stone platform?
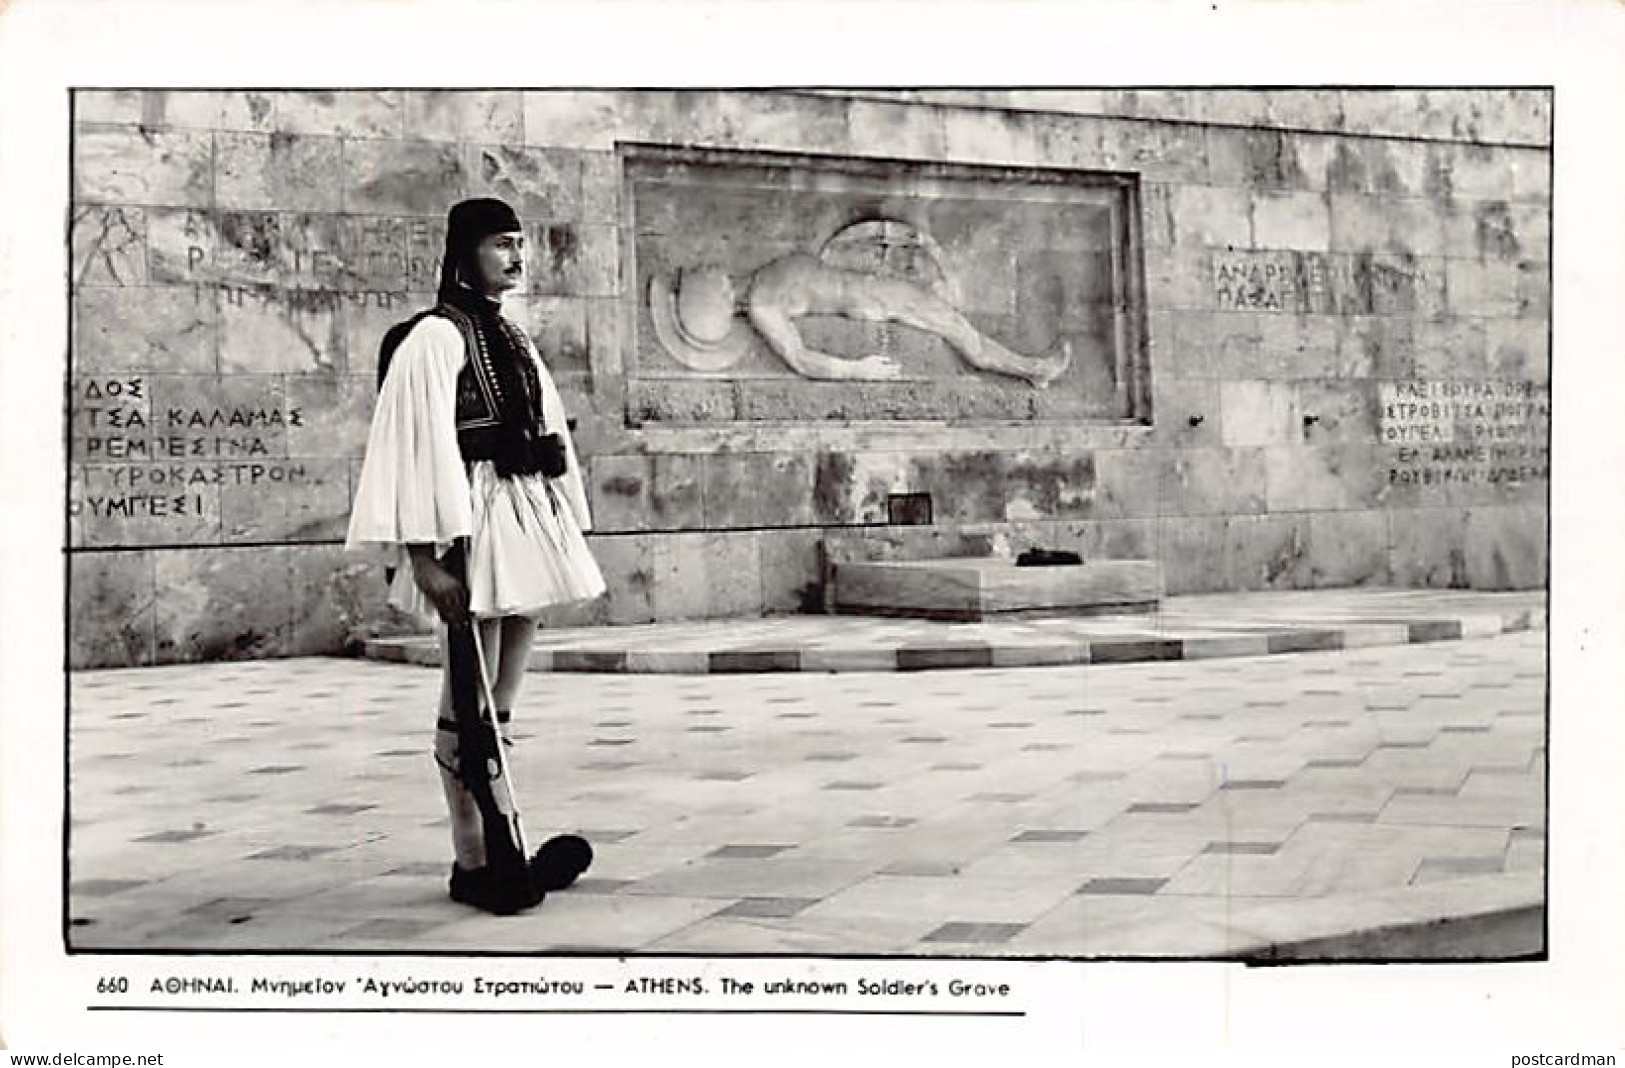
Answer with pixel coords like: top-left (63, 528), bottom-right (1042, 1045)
top-left (361, 588), bottom-right (1547, 675)
top-left (832, 557), bottom-right (1164, 621)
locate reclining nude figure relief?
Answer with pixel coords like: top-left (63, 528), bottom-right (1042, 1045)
top-left (650, 252), bottom-right (1073, 388)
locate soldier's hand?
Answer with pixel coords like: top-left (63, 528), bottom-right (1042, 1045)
top-left (412, 556), bottom-right (470, 624)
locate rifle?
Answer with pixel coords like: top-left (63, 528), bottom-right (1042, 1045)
top-left (446, 609), bottom-right (543, 914)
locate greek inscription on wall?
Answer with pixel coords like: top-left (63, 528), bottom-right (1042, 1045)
top-left (1381, 380), bottom-right (1550, 489)
top-left (1211, 251), bottom-right (1431, 316)
top-left (71, 376), bottom-right (311, 526)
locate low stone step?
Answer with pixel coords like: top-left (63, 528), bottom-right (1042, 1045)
top-left (833, 557), bottom-right (1163, 621)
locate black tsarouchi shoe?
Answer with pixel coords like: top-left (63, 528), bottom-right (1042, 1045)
top-left (529, 835), bottom-right (594, 892)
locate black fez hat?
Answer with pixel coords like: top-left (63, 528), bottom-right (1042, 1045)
top-left (439, 197), bottom-right (524, 299)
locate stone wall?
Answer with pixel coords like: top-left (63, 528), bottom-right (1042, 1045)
top-left (68, 89), bottom-right (1550, 667)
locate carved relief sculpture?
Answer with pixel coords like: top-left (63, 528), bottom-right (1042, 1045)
top-left (648, 219), bottom-right (1072, 387)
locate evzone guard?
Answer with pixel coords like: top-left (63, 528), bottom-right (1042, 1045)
top-left (348, 198), bottom-right (604, 914)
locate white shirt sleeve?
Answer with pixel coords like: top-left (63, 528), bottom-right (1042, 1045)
top-left (344, 316), bottom-right (473, 554)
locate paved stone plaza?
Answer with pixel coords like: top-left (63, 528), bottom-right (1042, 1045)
top-left (67, 590), bottom-right (1546, 958)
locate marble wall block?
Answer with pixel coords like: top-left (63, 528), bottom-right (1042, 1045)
top-left (1445, 258), bottom-right (1522, 319)
top-left (514, 295), bottom-right (589, 374)
top-left (1295, 380), bottom-right (1379, 445)
top-left (68, 551), bottom-right (156, 669)
top-left (1151, 377), bottom-right (1222, 447)
top-left (1509, 151), bottom-right (1552, 200)
top-left (728, 90), bottom-right (854, 155)
top-left (1161, 447), bottom-right (1267, 517)
top-left (1159, 516), bottom-right (1232, 594)
top-left (590, 535), bottom-right (657, 624)
top-left (343, 140), bottom-right (466, 215)
top-left (1497, 91), bottom-right (1553, 147)
top-left (1000, 451), bottom-right (1097, 521)
top-left (1338, 91), bottom-right (1429, 142)
top-left (153, 546), bottom-right (297, 663)
top-left (703, 453), bottom-right (818, 529)
top-left (275, 91), bottom-right (401, 139)
top-left (941, 105), bottom-right (1044, 168)
top-left (465, 144), bottom-right (582, 220)
top-left (142, 91), bottom-right (231, 130)
top-left (1098, 120), bottom-right (1207, 185)
top-left (522, 90), bottom-right (627, 151)
top-left (844, 98), bottom-right (947, 161)
top-left (221, 457), bottom-right (350, 543)
top-left (74, 286), bottom-right (215, 374)
top-left (1352, 253), bottom-right (1447, 319)
top-left (732, 380), bottom-right (1027, 424)
top-left (1139, 183), bottom-right (1178, 250)
top-left (217, 288), bottom-right (345, 373)
top-left (650, 532), bottom-right (760, 620)
top-left (1412, 318), bottom-right (1490, 379)
top-left (584, 297), bottom-right (624, 384)
top-left (145, 208), bottom-right (219, 285)
top-left (578, 153), bottom-right (620, 226)
top-left (1464, 506), bottom-right (1547, 589)
top-left (1229, 130), bottom-right (1317, 191)
top-left (1142, 248), bottom-right (1214, 312)
top-left (1441, 199), bottom-right (1550, 263)
top-left (404, 90), bottom-right (523, 143)
top-left (1388, 507), bottom-right (1472, 588)
top-left (72, 206), bottom-right (147, 287)
top-left (1517, 268), bottom-right (1554, 334)
top-left (1170, 186), bottom-right (1252, 249)
top-left (760, 529), bottom-right (828, 614)
top-left (1335, 316), bottom-right (1416, 378)
top-left (73, 465), bottom-right (223, 548)
top-left (626, 381), bottom-right (738, 424)
top-left (1326, 138), bottom-right (1428, 197)
top-left (344, 291), bottom-right (433, 381)
top-left (215, 133), bottom-right (344, 212)
top-left (573, 224), bottom-right (620, 297)
top-left (1329, 195), bottom-right (1445, 258)
top-left (1307, 510), bottom-right (1390, 586)
top-left (1484, 320), bottom-right (1550, 382)
top-left (645, 454), bottom-right (708, 530)
top-left (1208, 315), bottom-right (1341, 379)
top-left (1428, 142), bottom-right (1521, 200)
top-left (287, 545), bottom-right (397, 653)
top-left (1228, 513), bottom-right (1314, 590)
top-left (1092, 449), bottom-right (1165, 519)
top-left (286, 375), bottom-right (374, 460)
top-left (75, 128), bottom-right (212, 208)
top-left (1266, 445), bottom-right (1384, 512)
top-left (217, 92), bottom-right (279, 133)
top-left (401, 216), bottom-right (447, 292)
top-left (809, 451), bottom-right (912, 526)
top-left (73, 90), bottom-right (144, 125)
top-left (1078, 518), bottom-right (1158, 561)
top-left (710, 532), bottom-right (767, 617)
top-left (906, 452), bottom-right (1010, 525)
top-left (525, 222), bottom-right (603, 297)
top-left (1264, 91), bottom-right (1347, 134)
top-left (587, 453), bottom-right (707, 533)
top-left (586, 454), bottom-right (653, 532)
top-left (1250, 191), bottom-right (1332, 252)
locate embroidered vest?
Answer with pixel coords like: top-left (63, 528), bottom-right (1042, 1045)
top-left (436, 304), bottom-right (545, 465)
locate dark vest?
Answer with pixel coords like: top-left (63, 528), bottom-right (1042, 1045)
top-left (376, 303), bottom-right (545, 468)
top-left (437, 303), bottom-right (545, 465)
